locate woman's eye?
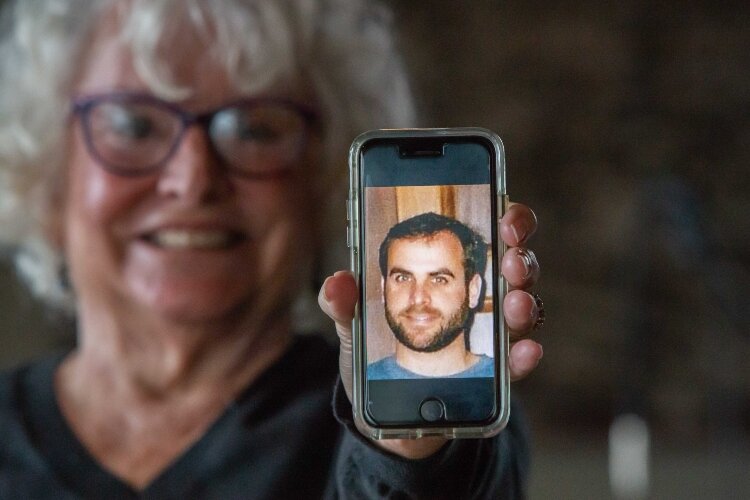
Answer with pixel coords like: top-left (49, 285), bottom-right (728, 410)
top-left (109, 109), bottom-right (154, 139)
top-left (237, 123), bottom-right (279, 142)
top-left (212, 110), bottom-right (282, 143)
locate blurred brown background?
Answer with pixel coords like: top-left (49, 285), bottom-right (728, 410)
top-left (1, 0), bottom-right (748, 498)
top-left (385, 0), bottom-right (750, 497)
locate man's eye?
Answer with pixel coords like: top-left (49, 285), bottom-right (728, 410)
top-left (394, 274), bottom-right (410, 283)
top-left (432, 276), bottom-right (449, 284)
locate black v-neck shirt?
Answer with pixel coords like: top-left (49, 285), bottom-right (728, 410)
top-left (0, 335), bottom-right (529, 499)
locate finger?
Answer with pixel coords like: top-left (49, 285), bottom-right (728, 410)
top-left (318, 271), bottom-right (359, 400)
top-left (501, 246), bottom-right (540, 290)
top-left (509, 339), bottom-right (543, 382)
top-left (500, 203), bottom-right (538, 247)
top-left (318, 270), bottom-right (358, 330)
top-left (503, 289), bottom-right (540, 338)
top-left (376, 437), bottom-right (448, 459)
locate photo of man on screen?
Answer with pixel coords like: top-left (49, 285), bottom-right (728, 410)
top-left (368, 212), bottom-right (494, 379)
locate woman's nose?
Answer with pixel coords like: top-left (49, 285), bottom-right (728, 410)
top-left (156, 125), bottom-right (231, 202)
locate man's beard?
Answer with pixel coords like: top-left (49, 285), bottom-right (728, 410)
top-left (385, 297), bottom-right (470, 353)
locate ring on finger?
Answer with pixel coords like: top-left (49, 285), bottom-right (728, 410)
top-left (532, 293), bottom-right (545, 330)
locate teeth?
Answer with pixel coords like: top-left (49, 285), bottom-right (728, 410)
top-left (150, 229), bottom-right (236, 249)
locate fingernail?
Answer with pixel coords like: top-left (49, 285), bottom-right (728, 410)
top-left (511, 223), bottom-right (528, 245)
top-left (321, 276), bottom-right (332, 302)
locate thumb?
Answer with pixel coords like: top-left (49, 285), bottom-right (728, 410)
top-left (318, 271), bottom-right (358, 400)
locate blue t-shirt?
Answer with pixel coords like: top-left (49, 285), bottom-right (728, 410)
top-left (368, 354), bottom-right (494, 380)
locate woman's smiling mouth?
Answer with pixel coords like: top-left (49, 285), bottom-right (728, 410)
top-left (142, 229), bottom-right (246, 250)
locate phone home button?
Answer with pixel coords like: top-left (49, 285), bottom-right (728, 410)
top-left (419, 398), bottom-right (445, 422)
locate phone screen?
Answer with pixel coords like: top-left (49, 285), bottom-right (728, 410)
top-left (358, 137), bottom-right (501, 426)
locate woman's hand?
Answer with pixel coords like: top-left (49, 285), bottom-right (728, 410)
top-left (318, 202), bottom-right (543, 459)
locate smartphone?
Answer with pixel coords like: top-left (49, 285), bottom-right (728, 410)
top-left (348, 128), bottom-right (509, 439)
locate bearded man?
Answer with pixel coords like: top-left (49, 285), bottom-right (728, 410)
top-left (368, 212), bottom-right (494, 379)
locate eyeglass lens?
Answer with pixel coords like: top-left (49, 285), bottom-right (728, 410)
top-left (83, 97), bottom-right (308, 176)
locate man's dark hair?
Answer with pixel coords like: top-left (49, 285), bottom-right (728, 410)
top-left (378, 212), bottom-right (488, 287)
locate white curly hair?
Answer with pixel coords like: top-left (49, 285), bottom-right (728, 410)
top-left (0, 0), bottom-right (415, 313)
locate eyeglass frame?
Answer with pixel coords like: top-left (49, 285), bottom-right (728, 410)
top-left (70, 92), bottom-right (320, 179)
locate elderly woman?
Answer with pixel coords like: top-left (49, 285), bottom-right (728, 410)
top-left (0, 0), bottom-right (543, 498)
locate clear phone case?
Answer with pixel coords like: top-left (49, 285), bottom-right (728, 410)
top-left (348, 127), bottom-right (509, 439)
